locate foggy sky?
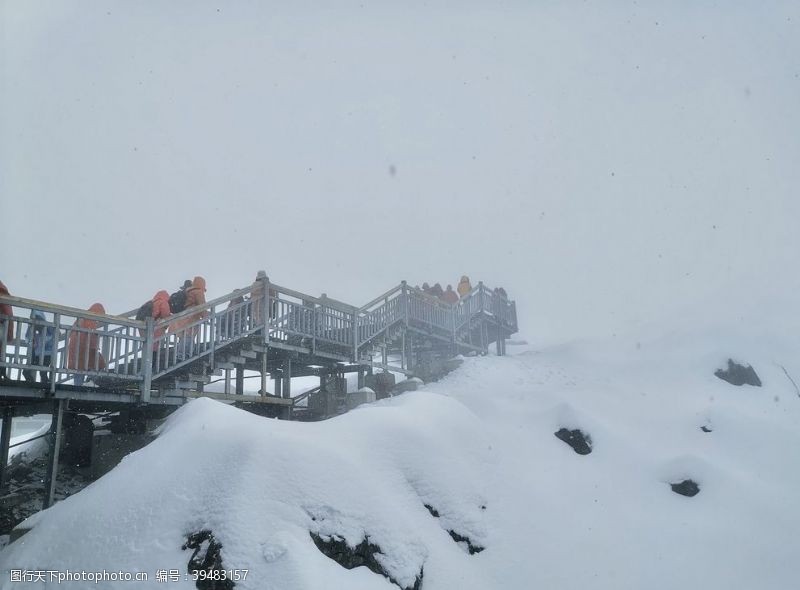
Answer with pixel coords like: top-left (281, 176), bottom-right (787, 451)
top-left (2, 1), bottom-right (799, 345)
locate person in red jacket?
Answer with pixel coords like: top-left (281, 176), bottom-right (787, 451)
top-left (442, 285), bottom-right (459, 305)
top-left (0, 281), bottom-right (13, 381)
top-left (67, 303), bottom-right (106, 386)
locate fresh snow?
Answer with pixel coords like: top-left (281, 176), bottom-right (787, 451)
top-left (2, 327), bottom-right (799, 589)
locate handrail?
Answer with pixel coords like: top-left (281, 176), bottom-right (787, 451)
top-left (1, 278), bottom-right (518, 394)
top-left (357, 284), bottom-right (404, 313)
top-left (0, 295), bottom-right (142, 328)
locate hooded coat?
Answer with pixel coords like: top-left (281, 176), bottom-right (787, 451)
top-left (66, 303), bottom-right (107, 371)
top-left (25, 310), bottom-right (55, 357)
top-left (170, 277), bottom-right (208, 336)
top-left (0, 281), bottom-right (12, 343)
top-left (457, 276), bottom-right (473, 298)
top-left (442, 286), bottom-right (459, 305)
top-left (152, 290), bottom-right (172, 343)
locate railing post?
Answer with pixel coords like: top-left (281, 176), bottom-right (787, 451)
top-left (140, 317), bottom-right (153, 404)
top-left (478, 281), bottom-right (485, 313)
top-left (262, 275), bottom-right (271, 345)
top-left (352, 310), bottom-right (358, 363)
top-left (401, 281), bottom-right (409, 327)
top-left (209, 305), bottom-right (216, 368)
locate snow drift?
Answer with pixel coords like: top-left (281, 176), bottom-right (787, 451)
top-left (2, 322), bottom-right (799, 589)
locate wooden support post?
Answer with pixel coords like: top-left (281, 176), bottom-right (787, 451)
top-left (274, 374), bottom-right (282, 397)
top-left (42, 399), bottom-right (65, 509)
top-left (260, 352), bottom-right (267, 397)
top-left (0, 407), bottom-right (13, 497)
top-left (282, 357), bottom-right (292, 399)
top-left (235, 367), bottom-right (244, 395)
top-left (401, 331), bottom-right (406, 370)
top-left (357, 367), bottom-right (365, 389)
top-left (224, 369), bottom-right (231, 395)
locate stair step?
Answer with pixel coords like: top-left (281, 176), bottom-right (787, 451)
top-left (248, 344), bottom-right (267, 353)
top-left (215, 362), bottom-right (235, 370)
top-left (187, 374), bottom-right (211, 384)
top-left (239, 350), bottom-right (257, 359)
top-left (225, 356), bottom-right (247, 364)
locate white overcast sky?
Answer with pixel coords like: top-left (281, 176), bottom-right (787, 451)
top-left (2, 1), bottom-right (798, 345)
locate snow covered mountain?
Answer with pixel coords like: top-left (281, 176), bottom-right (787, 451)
top-left (2, 321), bottom-right (798, 590)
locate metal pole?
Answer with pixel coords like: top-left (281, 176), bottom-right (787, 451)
top-left (42, 399), bottom-right (65, 509)
top-left (50, 313), bottom-right (60, 395)
top-left (0, 407), bottom-right (13, 497)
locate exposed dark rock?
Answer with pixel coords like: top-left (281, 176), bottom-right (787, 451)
top-left (310, 532), bottom-right (422, 590)
top-left (424, 504), bottom-right (440, 518)
top-left (670, 479), bottom-right (700, 497)
top-left (1, 457), bottom-right (92, 539)
top-left (62, 413), bottom-right (94, 467)
top-left (447, 530), bottom-right (485, 555)
top-left (700, 425), bottom-right (712, 433)
top-left (554, 428), bottom-right (592, 455)
top-left (182, 530), bottom-right (235, 590)
top-left (715, 359), bottom-right (762, 387)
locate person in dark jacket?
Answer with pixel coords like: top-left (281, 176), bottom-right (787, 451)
top-left (431, 283), bottom-right (445, 300)
top-left (0, 281), bottom-right (14, 381)
top-left (22, 309), bottom-right (55, 385)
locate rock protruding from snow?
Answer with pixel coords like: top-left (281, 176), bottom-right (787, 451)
top-left (310, 532), bottom-right (423, 590)
top-left (714, 359), bottom-right (762, 387)
top-left (392, 377), bottom-right (424, 395)
top-left (670, 480), bottom-right (700, 497)
top-left (423, 503), bottom-right (486, 555)
top-left (447, 530), bottom-right (485, 555)
top-left (182, 530), bottom-right (235, 589)
top-left (554, 428), bottom-right (593, 455)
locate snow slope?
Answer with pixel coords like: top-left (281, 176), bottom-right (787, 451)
top-left (1, 326), bottom-right (799, 589)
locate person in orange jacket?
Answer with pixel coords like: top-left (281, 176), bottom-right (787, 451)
top-left (442, 284), bottom-right (459, 305)
top-left (457, 275), bottom-right (472, 298)
top-left (170, 276), bottom-right (207, 361)
top-left (0, 281), bottom-right (13, 381)
top-left (67, 303), bottom-right (106, 386)
top-left (151, 290), bottom-right (172, 347)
